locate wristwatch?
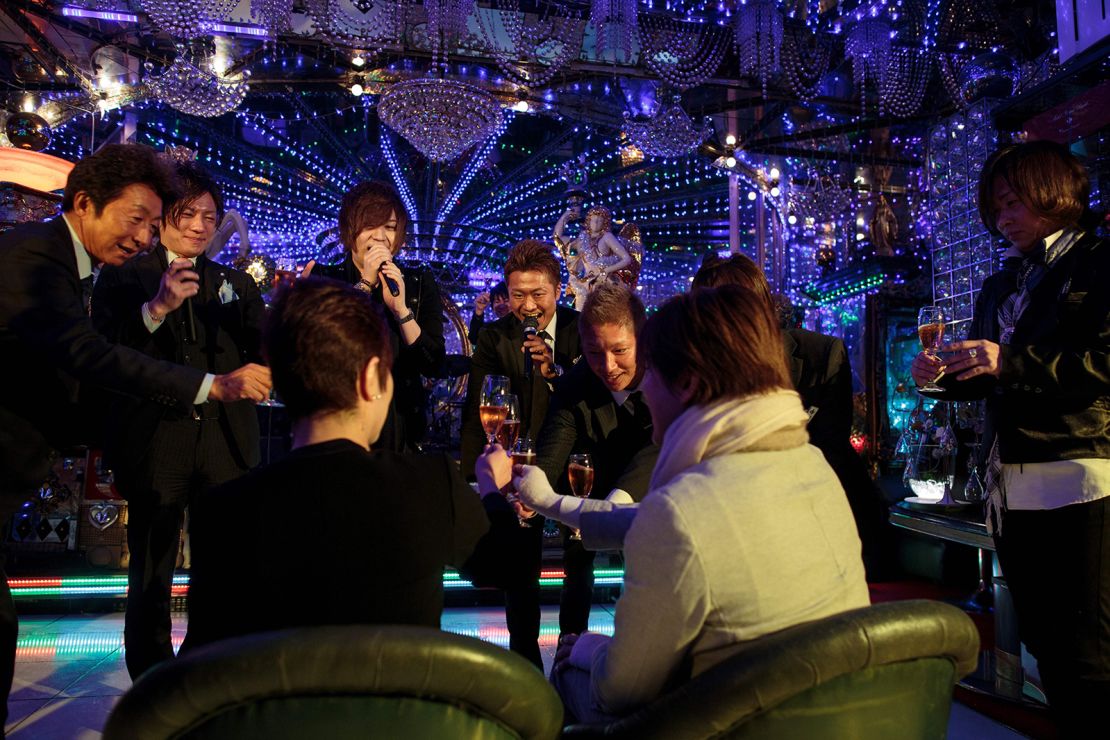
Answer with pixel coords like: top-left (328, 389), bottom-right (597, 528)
top-left (396, 310), bottom-right (416, 325)
top-left (547, 363), bottom-right (564, 379)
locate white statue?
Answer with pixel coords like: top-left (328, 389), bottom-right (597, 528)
top-left (553, 205), bottom-right (640, 310)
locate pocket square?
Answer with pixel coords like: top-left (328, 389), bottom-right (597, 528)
top-left (218, 279), bottom-right (239, 304)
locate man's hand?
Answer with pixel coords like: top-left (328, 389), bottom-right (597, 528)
top-left (553, 633), bottom-right (579, 674)
top-left (910, 350), bottom-right (945, 387)
top-left (476, 443), bottom-right (512, 493)
top-left (523, 333), bottom-right (556, 379)
top-left (358, 244), bottom-right (394, 287)
top-left (379, 260), bottom-right (408, 315)
top-left (300, 259), bottom-right (316, 278)
top-left (474, 291), bottom-right (490, 316)
top-left (209, 363), bottom-right (272, 403)
top-left (512, 463), bottom-right (558, 512)
top-left (942, 340), bottom-right (1002, 380)
top-left (148, 258), bottom-right (199, 320)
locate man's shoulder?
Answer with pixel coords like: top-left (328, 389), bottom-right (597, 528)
top-left (787, 327), bottom-right (842, 356)
top-left (0, 218), bottom-right (67, 258)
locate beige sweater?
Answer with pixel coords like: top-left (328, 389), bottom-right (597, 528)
top-left (583, 441), bottom-right (870, 716)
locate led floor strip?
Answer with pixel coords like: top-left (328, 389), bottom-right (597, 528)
top-left (9, 569), bottom-right (625, 599)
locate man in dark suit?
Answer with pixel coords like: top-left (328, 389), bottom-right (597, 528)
top-left (90, 161), bottom-right (266, 679)
top-left (0, 144), bottom-right (270, 725)
top-left (461, 239), bottom-right (582, 668)
top-left (535, 282), bottom-right (658, 637)
top-left (693, 254), bottom-right (893, 579)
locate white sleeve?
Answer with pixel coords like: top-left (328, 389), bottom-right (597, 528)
top-left (588, 491), bottom-right (709, 715)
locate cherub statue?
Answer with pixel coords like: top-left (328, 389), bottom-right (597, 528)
top-left (553, 205), bottom-right (640, 310)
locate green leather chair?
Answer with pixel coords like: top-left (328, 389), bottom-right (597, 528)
top-left (563, 600), bottom-right (979, 739)
top-left (103, 625), bottom-right (563, 740)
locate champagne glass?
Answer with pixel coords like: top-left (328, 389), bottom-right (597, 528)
top-left (567, 453), bottom-right (594, 541)
top-left (479, 375), bottom-right (510, 445)
top-left (963, 442), bottom-right (985, 503)
top-left (496, 395), bottom-right (521, 452)
top-left (509, 436), bottom-right (538, 528)
top-left (917, 306), bottom-right (947, 393)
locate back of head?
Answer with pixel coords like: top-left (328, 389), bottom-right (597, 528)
top-left (640, 284), bottom-right (791, 405)
top-left (165, 160), bottom-right (225, 227)
top-left (264, 277), bottom-right (393, 420)
top-left (62, 144), bottom-right (179, 214)
top-left (339, 180), bottom-right (409, 253)
top-left (579, 281), bottom-right (646, 334)
top-left (977, 140), bottom-right (1095, 234)
top-left (692, 253), bottom-right (774, 311)
top-left (503, 239), bottom-right (561, 288)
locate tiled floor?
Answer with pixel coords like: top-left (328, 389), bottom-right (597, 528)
top-left (6, 606), bottom-right (1028, 739)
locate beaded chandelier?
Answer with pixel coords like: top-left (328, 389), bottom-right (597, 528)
top-left (622, 97), bottom-right (711, 159)
top-left (377, 78), bottom-right (503, 162)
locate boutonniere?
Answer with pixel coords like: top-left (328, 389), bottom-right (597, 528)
top-left (218, 278), bottom-right (239, 305)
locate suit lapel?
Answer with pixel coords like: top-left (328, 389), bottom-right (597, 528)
top-left (781, 330), bottom-right (805, 389)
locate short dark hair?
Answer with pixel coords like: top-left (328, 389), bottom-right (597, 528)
top-left (62, 144), bottom-right (179, 214)
top-left (490, 281), bottom-right (508, 301)
top-left (165, 161), bottom-right (224, 228)
top-left (580, 282), bottom-right (646, 334)
top-left (639, 285), bottom-right (791, 405)
top-left (264, 277), bottom-right (393, 421)
top-left (691, 253), bottom-right (774, 311)
top-left (504, 239), bottom-right (561, 289)
top-left (339, 181), bottom-right (408, 255)
top-left (978, 141), bottom-right (1096, 235)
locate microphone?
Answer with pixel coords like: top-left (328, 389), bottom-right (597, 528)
top-left (379, 260), bottom-right (401, 297)
top-left (522, 316), bottom-right (539, 379)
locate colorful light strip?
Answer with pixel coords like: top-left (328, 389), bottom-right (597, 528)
top-left (60, 7), bottom-right (139, 23)
top-left (8, 569), bottom-right (625, 599)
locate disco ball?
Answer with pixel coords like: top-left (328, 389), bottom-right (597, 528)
top-left (5, 111), bottom-right (51, 151)
top-left (959, 51), bottom-right (1017, 104)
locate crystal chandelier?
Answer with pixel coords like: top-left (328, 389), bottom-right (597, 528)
top-left (140, 0), bottom-right (239, 40)
top-left (622, 97), bottom-right (711, 159)
top-left (879, 47), bottom-right (930, 116)
top-left (639, 13), bottom-right (730, 92)
top-left (845, 12), bottom-right (893, 101)
top-left (148, 53), bottom-right (249, 117)
top-left (250, 0), bottom-right (293, 38)
top-left (590, 0), bottom-right (637, 63)
top-left (378, 78), bottom-right (503, 162)
top-left (780, 24), bottom-right (829, 101)
top-left (475, 0), bottom-right (583, 88)
top-left (303, 0), bottom-right (405, 51)
top-left (734, 0), bottom-right (783, 97)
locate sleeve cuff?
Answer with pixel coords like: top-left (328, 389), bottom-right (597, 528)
top-left (193, 374), bottom-right (215, 404)
top-left (141, 302), bottom-right (165, 333)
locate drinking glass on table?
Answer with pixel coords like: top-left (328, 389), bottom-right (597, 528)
top-left (567, 453), bottom-right (594, 540)
top-left (496, 394), bottom-right (521, 451)
top-left (917, 306), bottom-right (947, 393)
top-left (479, 375), bottom-right (511, 445)
top-left (508, 436), bottom-right (537, 528)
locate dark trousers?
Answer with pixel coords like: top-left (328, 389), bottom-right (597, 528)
top-left (121, 418), bottom-right (246, 680)
top-left (994, 497), bottom-right (1110, 739)
top-left (504, 521), bottom-right (544, 669)
top-left (560, 533), bottom-right (595, 636)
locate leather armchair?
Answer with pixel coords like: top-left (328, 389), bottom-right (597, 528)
top-left (563, 599), bottom-right (979, 739)
top-left (103, 624), bottom-right (563, 740)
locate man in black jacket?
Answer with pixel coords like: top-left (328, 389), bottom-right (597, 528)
top-left (91, 161), bottom-right (266, 679)
top-left (0, 144), bottom-right (270, 725)
top-left (461, 239), bottom-right (582, 667)
top-left (536, 282), bottom-right (658, 637)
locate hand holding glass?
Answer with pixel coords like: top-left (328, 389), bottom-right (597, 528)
top-left (567, 453), bottom-right (594, 541)
top-left (479, 375), bottom-right (511, 445)
top-left (917, 306), bottom-right (947, 393)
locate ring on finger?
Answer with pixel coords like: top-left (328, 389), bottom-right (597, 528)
top-left (968, 348), bottom-right (978, 359)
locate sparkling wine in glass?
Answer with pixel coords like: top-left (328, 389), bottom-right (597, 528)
top-left (567, 453), bottom-right (594, 541)
top-left (917, 306), bottom-right (947, 393)
top-left (496, 395), bottom-right (521, 452)
top-left (509, 436), bottom-right (537, 527)
top-left (479, 375), bottom-right (510, 445)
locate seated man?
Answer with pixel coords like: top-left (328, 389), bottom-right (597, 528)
top-left (182, 278), bottom-right (524, 650)
top-left (469, 281), bottom-right (510, 344)
top-left (534, 283), bottom-right (658, 637)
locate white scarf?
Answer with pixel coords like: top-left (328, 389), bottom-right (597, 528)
top-left (649, 390), bottom-right (811, 490)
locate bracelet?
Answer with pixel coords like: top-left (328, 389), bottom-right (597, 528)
top-left (397, 310), bottom-right (416, 325)
top-left (355, 279), bottom-right (376, 293)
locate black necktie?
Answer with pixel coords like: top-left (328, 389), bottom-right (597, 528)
top-left (624, 390), bottom-right (652, 433)
top-left (80, 275), bottom-right (94, 315)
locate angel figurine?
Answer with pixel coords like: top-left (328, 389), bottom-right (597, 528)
top-left (553, 205), bottom-right (641, 309)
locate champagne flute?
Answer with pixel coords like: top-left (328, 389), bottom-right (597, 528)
top-left (496, 395), bottom-right (521, 452)
top-left (567, 453), bottom-right (594, 541)
top-left (917, 306), bottom-right (947, 393)
top-left (509, 436), bottom-right (537, 528)
top-left (479, 375), bottom-right (510, 445)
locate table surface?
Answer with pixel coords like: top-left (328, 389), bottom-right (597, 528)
top-left (888, 500), bottom-right (994, 551)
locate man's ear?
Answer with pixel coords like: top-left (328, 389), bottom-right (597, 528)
top-left (71, 191), bottom-right (93, 218)
top-left (357, 356), bottom-right (382, 401)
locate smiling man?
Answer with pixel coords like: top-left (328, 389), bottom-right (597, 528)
top-left (90, 159), bottom-right (266, 680)
top-left (461, 239), bottom-right (582, 668)
top-left (0, 143), bottom-right (271, 724)
top-left (535, 282), bottom-right (658, 640)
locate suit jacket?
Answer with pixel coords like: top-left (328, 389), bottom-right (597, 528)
top-left (0, 217), bottom-right (204, 501)
top-left (784, 328), bottom-right (852, 460)
top-left (536, 361), bottom-right (658, 502)
top-left (461, 305), bottom-right (582, 474)
top-left (90, 246), bottom-right (265, 476)
top-left (313, 256), bottom-right (445, 451)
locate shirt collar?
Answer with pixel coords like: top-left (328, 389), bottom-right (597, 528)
top-left (1042, 229), bottom-right (1064, 252)
top-left (62, 213), bottom-right (94, 280)
top-left (611, 388), bottom-right (632, 406)
top-left (542, 309), bottom-right (557, 346)
top-left (164, 246), bottom-right (198, 267)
